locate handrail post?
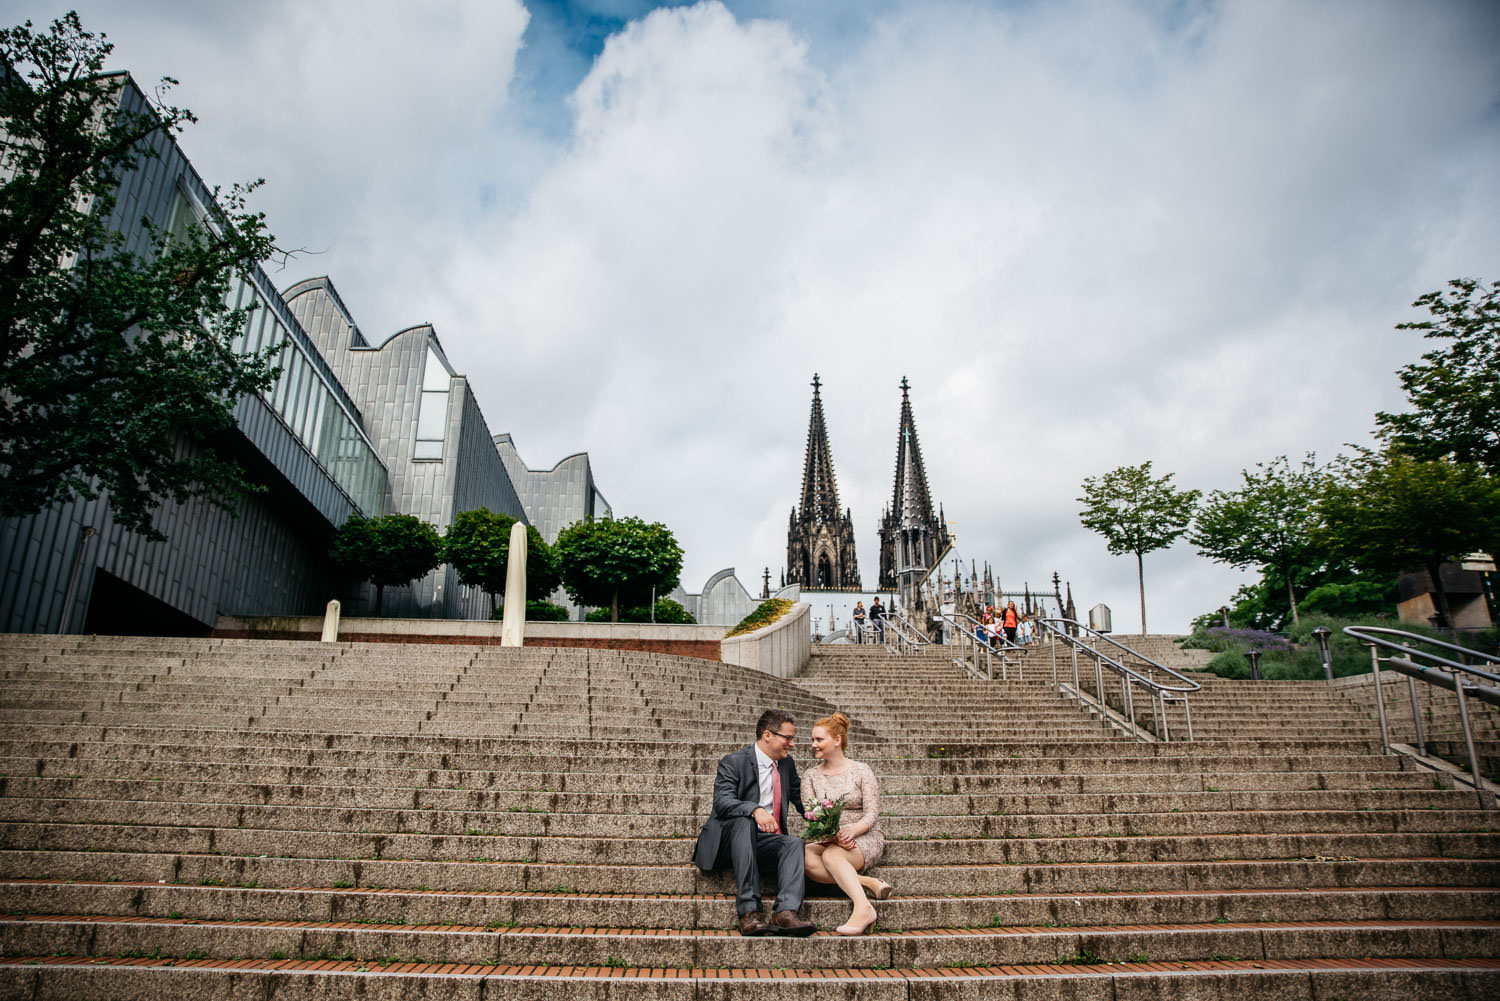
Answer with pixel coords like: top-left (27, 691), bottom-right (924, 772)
top-left (1407, 676), bottom-right (1425, 756)
top-left (1367, 643), bottom-right (1390, 753)
top-left (1451, 679), bottom-right (1488, 806)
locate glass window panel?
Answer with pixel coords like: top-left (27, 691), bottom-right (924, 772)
top-left (413, 439), bottom-right (443, 460)
top-left (289, 361), bottom-right (313, 434)
top-left (301, 384), bottom-right (325, 446)
top-left (415, 390), bottom-right (447, 442)
top-left (271, 339), bottom-right (296, 415)
top-left (421, 346), bottom-right (450, 392)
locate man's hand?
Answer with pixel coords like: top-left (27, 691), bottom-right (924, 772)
top-left (752, 807), bottom-right (776, 833)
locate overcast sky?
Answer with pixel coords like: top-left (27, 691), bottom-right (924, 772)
top-left (22, 0), bottom-right (1500, 632)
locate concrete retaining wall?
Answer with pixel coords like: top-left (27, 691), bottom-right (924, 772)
top-left (720, 602), bottom-right (811, 679)
top-left (213, 615), bottom-right (726, 661)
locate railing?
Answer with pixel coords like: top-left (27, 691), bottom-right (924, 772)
top-left (1344, 625), bottom-right (1499, 806)
top-left (936, 610), bottom-right (1022, 681)
top-left (1038, 618), bottom-right (1200, 741)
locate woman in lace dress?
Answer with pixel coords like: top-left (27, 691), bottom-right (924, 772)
top-left (802, 712), bottom-right (893, 935)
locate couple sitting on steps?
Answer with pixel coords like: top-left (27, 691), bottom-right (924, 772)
top-left (693, 708), bottom-right (894, 937)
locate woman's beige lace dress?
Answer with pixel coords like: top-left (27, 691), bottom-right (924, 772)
top-left (801, 759), bottom-right (884, 868)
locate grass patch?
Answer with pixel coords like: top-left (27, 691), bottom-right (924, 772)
top-left (725, 599), bottom-right (794, 638)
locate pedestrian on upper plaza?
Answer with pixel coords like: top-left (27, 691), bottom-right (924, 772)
top-left (692, 709), bottom-right (816, 937)
top-left (852, 601), bottom-right (866, 643)
top-left (869, 597), bottom-right (885, 642)
top-left (1003, 601), bottom-right (1020, 645)
top-left (1020, 614), bottom-right (1035, 645)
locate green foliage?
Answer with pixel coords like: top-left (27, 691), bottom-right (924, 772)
top-left (583, 598), bottom-right (695, 624)
top-left (1192, 561), bottom-right (1397, 632)
top-left (726, 598), bottom-right (794, 638)
top-left (1078, 462), bottom-right (1200, 633)
top-left (328, 513), bottom-right (442, 615)
top-left (1376, 278), bottom-right (1500, 474)
top-left (553, 516), bottom-right (684, 622)
top-left (1191, 455), bottom-right (1328, 625)
top-left (524, 600), bottom-right (569, 622)
top-left (1186, 614), bottom-right (1487, 681)
top-left (0, 13), bottom-right (280, 540)
top-left (444, 508), bottom-right (560, 611)
top-left (1318, 452), bottom-right (1500, 627)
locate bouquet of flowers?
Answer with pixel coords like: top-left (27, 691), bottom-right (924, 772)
top-left (800, 796), bottom-right (846, 842)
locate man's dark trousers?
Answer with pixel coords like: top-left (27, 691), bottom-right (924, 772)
top-left (715, 816), bottom-right (804, 915)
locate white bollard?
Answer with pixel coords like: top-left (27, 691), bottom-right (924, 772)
top-left (499, 522), bottom-right (528, 647)
top-left (320, 599), bottom-right (341, 643)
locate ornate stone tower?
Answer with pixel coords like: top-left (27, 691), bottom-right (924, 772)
top-left (786, 375), bottom-right (861, 589)
top-left (878, 377), bottom-right (952, 591)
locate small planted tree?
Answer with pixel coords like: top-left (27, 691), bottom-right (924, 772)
top-left (1191, 454), bottom-right (1329, 626)
top-left (444, 508), bottom-right (560, 615)
top-left (553, 516), bottom-right (683, 623)
top-left (1078, 462), bottom-right (1200, 634)
top-left (329, 513), bottom-right (441, 615)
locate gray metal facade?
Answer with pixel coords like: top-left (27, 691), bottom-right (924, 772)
top-left (1, 72), bottom-right (539, 632)
top-left (492, 434), bottom-right (612, 544)
top-left (285, 279), bottom-right (526, 619)
top-left (0, 75), bottom-right (390, 634)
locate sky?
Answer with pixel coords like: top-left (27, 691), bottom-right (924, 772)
top-left (13, 0), bottom-right (1500, 632)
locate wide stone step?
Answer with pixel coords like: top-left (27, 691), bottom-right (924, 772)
top-left (2, 954), bottom-right (1495, 1001)
top-left (5, 914), bottom-right (1498, 970)
top-left (5, 879), bottom-right (1496, 930)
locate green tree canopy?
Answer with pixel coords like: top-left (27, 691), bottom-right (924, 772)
top-left (329, 513), bottom-right (442, 616)
top-left (0, 13), bottom-right (279, 539)
top-left (1191, 454), bottom-right (1329, 625)
top-left (443, 508), bottom-right (561, 613)
top-left (1375, 278), bottom-right (1500, 474)
top-left (1317, 452), bottom-right (1500, 627)
top-left (1078, 462), bottom-right (1200, 634)
top-left (553, 516), bottom-right (684, 622)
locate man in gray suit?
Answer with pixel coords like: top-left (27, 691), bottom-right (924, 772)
top-left (692, 708), bottom-right (816, 936)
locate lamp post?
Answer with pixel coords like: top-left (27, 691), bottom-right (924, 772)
top-left (1244, 648), bottom-right (1262, 682)
top-left (1311, 626), bottom-right (1334, 683)
top-left (1218, 606), bottom-right (1230, 629)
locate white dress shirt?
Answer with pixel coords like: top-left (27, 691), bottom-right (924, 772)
top-left (753, 744), bottom-right (776, 813)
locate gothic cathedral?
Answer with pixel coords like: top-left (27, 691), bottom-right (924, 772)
top-left (785, 375), bottom-right (861, 589)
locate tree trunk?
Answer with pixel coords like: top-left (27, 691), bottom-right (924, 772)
top-left (610, 589), bottom-right (619, 623)
top-left (375, 583), bottom-right (384, 617)
top-left (1426, 561), bottom-right (1455, 630)
top-left (1285, 567), bottom-right (1300, 626)
top-left (1136, 550), bottom-right (1147, 635)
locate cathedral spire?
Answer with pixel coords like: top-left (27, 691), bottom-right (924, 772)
top-left (879, 376), bottom-right (951, 590)
top-left (787, 374), bottom-right (860, 589)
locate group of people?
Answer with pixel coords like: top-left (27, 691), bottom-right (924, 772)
top-left (849, 598), bottom-right (886, 643)
top-left (976, 600), bottom-right (1037, 647)
top-left (693, 708), bottom-right (891, 936)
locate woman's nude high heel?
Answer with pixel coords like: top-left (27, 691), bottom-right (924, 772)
top-left (835, 909), bottom-right (877, 936)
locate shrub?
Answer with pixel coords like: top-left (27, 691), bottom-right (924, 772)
top-left (726, 599), bottom-right (794, 638)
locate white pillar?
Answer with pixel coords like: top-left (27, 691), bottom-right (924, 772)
top-left (320, 600), bottom-right (341, 643)
top-left (500, 522), bottom-right (528, 647)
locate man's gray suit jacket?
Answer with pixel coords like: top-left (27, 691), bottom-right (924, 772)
top-left (692, 745), bottom-right (803, 872)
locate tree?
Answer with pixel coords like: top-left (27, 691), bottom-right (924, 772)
top-left (1375, 279), bottom-right (1500, 474)
top-left (328, 513), bottom-right (442, 616)
top-left (444, 508), bottom-right (560, 614)
top-left (1078, 462), bottom-right (1200, 634)
top-left (1317, 452), bottom-right (1500, 628)
top-left (584, 597), bottom-right (696, 624)
top-left (1191, 454), bottom-right (1329, 625)
top-left (0, 13), bottom-right (280, 540)
top-left (553, 516), bottom-right (684, 623)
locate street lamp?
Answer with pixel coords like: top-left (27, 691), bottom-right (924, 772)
top-left (1311, 626), bottom-right (1334, 683)
top-left (1244, 648), bottom-right (1262, 682)
top-left (1218, 606), bottom-right (1230, 629)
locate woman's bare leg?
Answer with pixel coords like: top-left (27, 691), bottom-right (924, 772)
top-left (820, 846), bottom-right (876, 930)
top-left (804, 844), bottom-right (832, 883)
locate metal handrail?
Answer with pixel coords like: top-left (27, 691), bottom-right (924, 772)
top-left (1344, 625), bottom-right (1500, 805)
top-left (936, 610), bottom-right (1021, 681)
top-left (849, 613), bottom-right (926, 654)
top-left (1039, 618), bottom-right (1200, 741)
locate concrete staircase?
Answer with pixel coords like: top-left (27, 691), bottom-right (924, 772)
top-left (0, 633), bottom-right (1496, 998)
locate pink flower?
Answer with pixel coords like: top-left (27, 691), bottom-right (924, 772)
top-left (822, 799), bottom-right (833, 809)
top-left (804, 811), bottom-right (815, 820)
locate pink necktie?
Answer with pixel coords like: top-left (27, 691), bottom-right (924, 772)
top-left (771, 764), bottom-right (782, 834)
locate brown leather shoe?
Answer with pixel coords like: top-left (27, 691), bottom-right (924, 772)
top-left (738, 911), bottom-right (772, 936)
top-left (769, 910), bottom-right (816, 936)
